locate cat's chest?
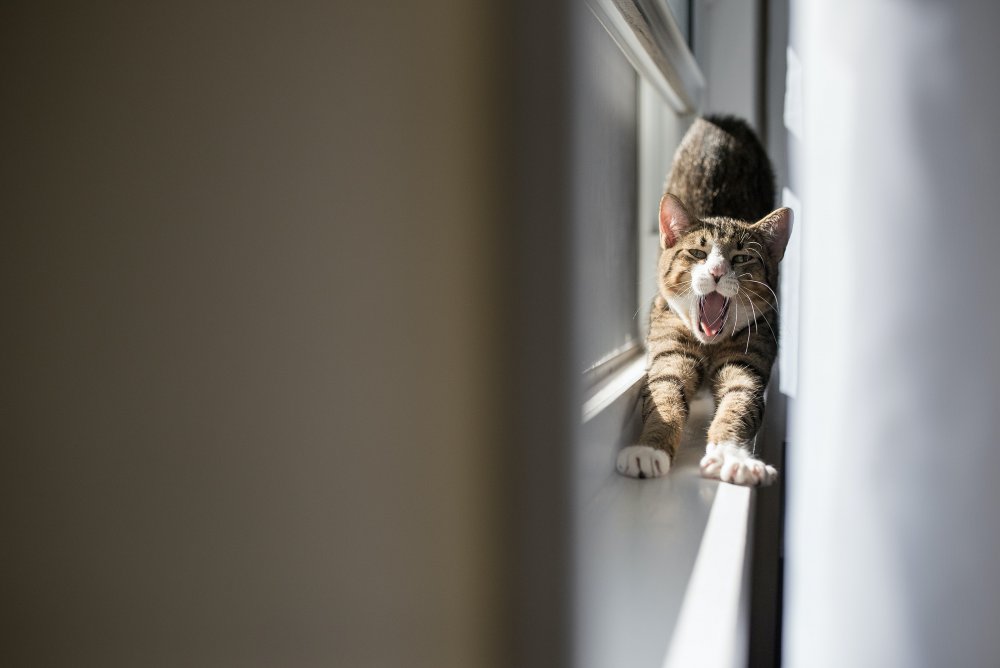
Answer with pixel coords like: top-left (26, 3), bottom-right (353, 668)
top-left (646, 308), bottom-right (748, 372)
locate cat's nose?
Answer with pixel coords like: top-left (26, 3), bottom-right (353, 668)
top-left (709, 265), bottom-right (726, 280)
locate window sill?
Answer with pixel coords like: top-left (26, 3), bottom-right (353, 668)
top-left (575, 354), bottom-right (756, 668)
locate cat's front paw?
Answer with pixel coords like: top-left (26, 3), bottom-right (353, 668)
top-left (700, 441), bottom-right (777, 487)
top-left (616, 445), bottom-right (671, 479)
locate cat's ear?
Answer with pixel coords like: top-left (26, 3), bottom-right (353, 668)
top-left (659, 193), bottom-right (693, 249)
top-left (754, 207), bottom-right (793, 262)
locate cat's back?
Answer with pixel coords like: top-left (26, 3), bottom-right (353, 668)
top-left (665, 115), bottom-right (775, 222)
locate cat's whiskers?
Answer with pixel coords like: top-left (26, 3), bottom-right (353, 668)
top-left (741, 280), bottom-right (781, 313)
top-left (735, 277), bottom-right (779, 336)
top-left (743, 292), bottom-right (779, 346)
top-left (743, 291), bottom-right (761, 351)
top-left (738, 275), bottom-right (775, 295)
top-left (674, 275), bottom-right (699, 298)
top-left (762, 311), bottom-right (779, 344)
top-left (738, 292), bottom-right (753, 354)
top-left (730, 291), bottom-right (740, 338)
top-left (743, 292), bottom-right (778, 316)
top-left (746, 304), bottom-right (753, 354)
top-left (742, 289), bottom-right (778, 344)
top-left (750, 294), bottom-right (760, 335)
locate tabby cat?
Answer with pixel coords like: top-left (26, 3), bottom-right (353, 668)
top-left (616, 115), bottom-right (792, 486)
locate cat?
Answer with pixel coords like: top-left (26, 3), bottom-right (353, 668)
top-left (616, 115), bottom-right (792, 486)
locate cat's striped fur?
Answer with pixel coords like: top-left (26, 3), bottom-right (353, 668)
top-left (617, 116), bottom-right (791, 486)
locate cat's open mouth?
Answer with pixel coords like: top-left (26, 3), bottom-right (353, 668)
top-left (698, 292), bottom-right (729, 338)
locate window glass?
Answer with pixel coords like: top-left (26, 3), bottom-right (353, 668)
top-left (572, 8), bottom-right (640, 373)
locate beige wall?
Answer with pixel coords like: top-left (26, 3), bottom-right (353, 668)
top-left (1, 2), bottom-right (514, 666)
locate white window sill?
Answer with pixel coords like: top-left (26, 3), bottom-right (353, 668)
top-left (575, 353), bottom-right (756, 668)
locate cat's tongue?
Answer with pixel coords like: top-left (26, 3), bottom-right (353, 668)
top-left (699, 292), bottom-right (728, 337)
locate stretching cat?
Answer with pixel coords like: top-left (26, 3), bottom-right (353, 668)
top-left (617, 115), bottom-right (791, 486)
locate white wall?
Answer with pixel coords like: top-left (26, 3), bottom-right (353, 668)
top-left (785, 2), bottom-right (1000, 666)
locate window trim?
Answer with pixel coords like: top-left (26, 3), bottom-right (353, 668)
top-left (586, 0), bottom-right (705, 113)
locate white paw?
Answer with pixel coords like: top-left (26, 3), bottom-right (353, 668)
top-left (616, 445), bottom-right (671, 479)
top-left (700, 441), bottom-right (778, 487)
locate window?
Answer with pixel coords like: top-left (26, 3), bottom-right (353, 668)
top-left (570, 2), bottom-right (769, 667)
top-left (572, 4), bottom-right (641, 376)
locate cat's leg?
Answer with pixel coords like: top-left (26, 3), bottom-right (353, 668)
top-left (701, 363), bottom-right (778, 486)
top-left (617, 352), bottom-right (702, 479)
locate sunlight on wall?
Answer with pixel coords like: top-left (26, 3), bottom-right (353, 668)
top-left (785, 2), bottom-right (1000, 666)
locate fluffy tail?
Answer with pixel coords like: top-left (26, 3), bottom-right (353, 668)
top-left (664, 115), bottom-right (775, 221)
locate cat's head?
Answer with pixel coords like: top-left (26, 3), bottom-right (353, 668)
top-left (657, 193), bottom-right (793, 344)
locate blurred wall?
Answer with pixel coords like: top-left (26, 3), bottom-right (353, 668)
top-left (785, 1), bottom-right (1000, 666)
top-left (693, 0), bottom-right (762, 128)
top-left (0, 2), bottom-right (535, 666)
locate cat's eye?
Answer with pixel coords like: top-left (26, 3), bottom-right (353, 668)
top-left (731, 254), bottom-right (752, 264)
top-left (688, 249), bottom-right (707, 260)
